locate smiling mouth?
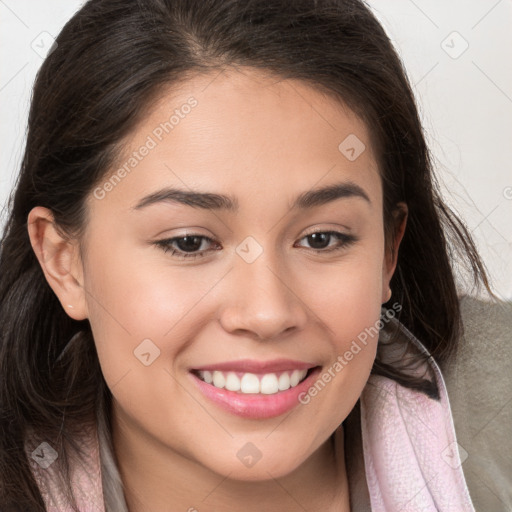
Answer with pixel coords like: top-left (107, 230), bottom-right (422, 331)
top-left (189, 365), bottom-right (323, 419)
top-left (190, 367), bottom-right (317, 395)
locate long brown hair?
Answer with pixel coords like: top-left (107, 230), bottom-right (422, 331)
top-left (0, 0), bottom-right (493, 509)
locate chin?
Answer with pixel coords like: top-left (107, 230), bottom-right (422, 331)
top-left (201, 447), bottom-right (305, 482)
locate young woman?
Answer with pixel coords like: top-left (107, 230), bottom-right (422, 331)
top-left (0, 0), bottom-right (493, 510)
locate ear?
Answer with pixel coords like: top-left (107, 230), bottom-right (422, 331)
top-left (27, 206), bottom-right (88, 320)
top-left (381, 202), bottom-right (408, 304)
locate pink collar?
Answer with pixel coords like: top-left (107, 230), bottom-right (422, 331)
top-left (352, 318), bottom-right (475, 510)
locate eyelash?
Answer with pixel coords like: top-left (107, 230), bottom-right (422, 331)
top-left (154, 230), bottom-right (357, 260)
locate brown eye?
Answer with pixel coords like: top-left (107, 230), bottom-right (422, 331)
top-left (295, 231), bottom-right (356, 253)
top-left (305, 232), bottom-right (331, 249)
top-left (155, 235), bottom-right (219, 259)
top-left (174, 235), bottom-right (204, 253)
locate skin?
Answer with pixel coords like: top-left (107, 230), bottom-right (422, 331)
top-left (28, 66), bottom-right (407, 511)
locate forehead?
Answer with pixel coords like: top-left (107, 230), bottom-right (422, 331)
top-left (88, 66), bottom-right (381, 215)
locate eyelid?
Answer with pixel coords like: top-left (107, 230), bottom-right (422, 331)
top-left (300, 224), bottom-right (353, 238)
top-left (153, 228), bottom-right (357, 260)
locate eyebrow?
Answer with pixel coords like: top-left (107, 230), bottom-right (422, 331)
top-left (131, 181), bottom-right (371, 212)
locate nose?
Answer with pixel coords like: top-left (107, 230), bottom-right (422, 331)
top-left (217, 249), bottom-right (309, 341)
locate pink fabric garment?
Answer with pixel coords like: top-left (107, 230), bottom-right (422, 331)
top-left (26, 421), bottom-right (105, 511)
top-left (27, 320), bottom-right (475, 511)
top-left (354, 317), bottom-right (475, 511)
top-left (360, 373), bottom-right (474, 511)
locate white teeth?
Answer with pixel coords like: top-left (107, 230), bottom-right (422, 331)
top-left (197, 369), bottom-right (309, 394)
top-left (290, 369), bottom-right (301, 387)
top-left (225, 372), bottom-right (241, 392)
top-left (212, 371), bottom-right (225, 389)
top-left (240, 373), bottom-right (260, 394)
top-left (260, 373), bottom-right (279, 394)
top-left (278, 372), bottom-right (291, 391)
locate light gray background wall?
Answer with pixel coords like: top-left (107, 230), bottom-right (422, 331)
top-left (1, 0), bottom-right (511, 299)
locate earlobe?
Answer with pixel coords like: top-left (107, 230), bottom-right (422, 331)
top-left (27, 206), bottom-right (88, 320)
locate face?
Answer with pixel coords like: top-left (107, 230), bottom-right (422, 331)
top-left (32, 67), bottom-right (405, 481)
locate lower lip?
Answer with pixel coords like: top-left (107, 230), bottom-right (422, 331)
top-left (189, 367), bottom-right (321, 419)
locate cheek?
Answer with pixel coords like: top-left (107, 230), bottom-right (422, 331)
top-left (304, 239), bottom-right (385, 336)
top-left (296, 289), bottom-right (381, 438)
top-left (81, 240), bottom-right (220, 379)
top-left (84, 232), bottom-right (199, 331)
top-left (298, 241), bottom-right (384, 403)
top-left (81, 245), bottom-right (209, 436)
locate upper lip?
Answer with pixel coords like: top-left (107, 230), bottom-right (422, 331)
top-left (191, 358), bottom-right (317, 374)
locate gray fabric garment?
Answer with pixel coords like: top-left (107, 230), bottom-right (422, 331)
top-left (440, 294), bottom-right (512, 512)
